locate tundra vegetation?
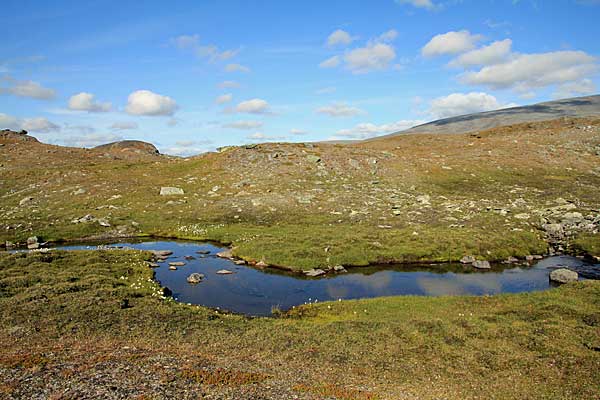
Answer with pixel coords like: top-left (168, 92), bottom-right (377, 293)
top-left (0, 116), bottom-right (599, 398)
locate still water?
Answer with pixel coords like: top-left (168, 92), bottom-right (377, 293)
top-left (55, 240), bottom-right (598, 316)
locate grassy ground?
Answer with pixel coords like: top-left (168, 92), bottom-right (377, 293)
top-left (0, 250), bottom-right (599, 399)
top-left (2, 117), bottom-right (599, 269)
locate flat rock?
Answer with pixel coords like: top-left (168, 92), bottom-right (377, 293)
top-left (152, 250), bottom-right (173, 257)
top-left (216, 249), bottom-right (233, 259)
top-left (168, 261), bottom-right (186, 267)
top-left (303, 268), bottom-right (326, 277)
top-left (460, 255), bottom-right (476, 264)
top-left (472, 260), bottom-right (491, 269)
top-left (550, 268), bottom-right (578, 284)
top-left (169, 265), bottom-right (178, 270)
top-left (216, 269), bottom-right (234, 275)
top-left (160, 187), bottom-right (185, 196)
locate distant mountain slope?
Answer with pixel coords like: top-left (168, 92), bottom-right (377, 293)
top-left (376, 94), bottom-right (600, 138)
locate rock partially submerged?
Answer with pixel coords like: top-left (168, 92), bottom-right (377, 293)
top-left (550, 268), bottom-right (578, 284)
top-left (216, 269), bottom-right (234, 275)
top-left (303, 268), bottom-right (326, 277)
top-left (472, 260), bottom-right (491, 270)
top-left (169, 261), bottom-right (186, 267)
top-left (187, 273), bottom-right (205, 284)
top-left (460, 255), bottom-right (476, 264)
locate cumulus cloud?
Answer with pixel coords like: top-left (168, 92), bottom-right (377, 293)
top-left (422, 30), bottom-right (483, 57)
top-left (172, 34), bottom-right (238, 62)
top-left (218, 80), bottom-right (240, 89)
top-left (334, 120), bottom-right (426, 139)
top-left (460, 50), bottom-right (598, 93)
top-left (246, 132), bottom-right (287, 141)
top-left (0, 113), bottom-right (60, 133)
top-left (428, 92), bottom-right (517, 119)
top-left (68, 92), bottom-right (112, 112)
top-left (109, 121), bottom-right (138, 131)
top-left (60, 133), bottom-right (123, 148)
top-left (316, 102), bottom-right (365, 117)
top-left (0, 77), bottom-right (55, 100)
top-left (233, 98), bottom-right (271, 114)
top-left (225, 63), bottom-right (250, 73)
top-left (215, 93), bottom-right (233, 104)
top-left (319, 55), bottom-right (341, 69)
top-left (125, 90), bottom-right (177, 116)
top-left (378, 29), bottom-right (399, 42)
top-left (552, 79), bottom-right (597, 99)
top-left (396, 0), bottom-right (436, 10)
top-left (327, 29), bottom-right (354, 47)
top-left (449, 39), bottom-right (512, 67)
top-left (344, 42), bottom-right (396, 73)
top-left (222, 120), bottom-right (264, 130)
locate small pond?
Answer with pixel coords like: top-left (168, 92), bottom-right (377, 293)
top-left (53, 240), bottom-right (599, 316)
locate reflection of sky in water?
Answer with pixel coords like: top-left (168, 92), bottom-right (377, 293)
top-left (55, 240), bottom-right (599, 316)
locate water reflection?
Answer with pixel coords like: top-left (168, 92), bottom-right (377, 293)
top-left (54, 240), bottom-right (599, 316)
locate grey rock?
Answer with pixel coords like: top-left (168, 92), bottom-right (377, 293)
top-left (306, 155), bottom-right (321, 163)
top-left (333, 265), bottom-right (347, 273)
top-left (168, 261), bottom-right (186, 267)
top-left (216, 249), bottom-right (233, 259)
top-left (26, 236), bottom-right (39, 249)
top-left (216, 269), bottom-right (234, 275)
top-left (72, 214), bottom-right (95, 224)
top-left (460, 255), bottom-right (476, 264)
top-left (506, 256), bottom-right (519, 263)
top-left (160, 187), bottom-right (185, 196)
top-left (303, 268), bottom-right (326, 277)
top-left (152, 250), bottom-right (173, 257)
top-left (549, 268), bottom-right (578, 284)
top-left (72, 188), bottom-right (86, 195)
top-left (187, 273), bottom-right (205, 284)
top-left (97, 219), bottom-right (111, 227)
top-left (472, 260), bottom-right (491, 269)
top-left (19, 196), bottom-right (34, 206)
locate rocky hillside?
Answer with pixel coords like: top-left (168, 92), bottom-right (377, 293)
top-left (375, 94), bottom-right (600, 137)
top-left (93, 140), bottom-right (160, 156)
top-left (1, 116), bottom-right (599, 269)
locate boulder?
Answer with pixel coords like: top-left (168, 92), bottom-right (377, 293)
top-left (26, 236), bottom-right (39, 249)
top-left (550, 268), bottom-right (578, 284)
top-left (216, 249), bottom-right (233, 259)
top-left (333, 265), bottom-right (347, 273)
top-left (460, 255), bottom-right (476, 264)
top-left (472, 260), bottom-right (491, 269)
top-left (187, 273), bottom-right (205, 284)
top-left (160, 187), bottom-right (184, 196)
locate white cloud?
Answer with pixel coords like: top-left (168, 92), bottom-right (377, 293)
top-left (110, 121), bottom-right (138, 131)
top-left (449, 39), bottom-right (512, 67)
top-left (552, 79), bottom-right (597, 99)
top-left (290, 128), bottom-right (308, 135)
top-left (378, 29), bottom-right (399, 42)
top-left (246, 132), bottom-right (287, 141)
top-left (428, 92), bottom-right (517, 119)
top-left (218, 80), bottom-right (240, 89)
top-left (234, 98), bottom-right (271, 114)
top-left (222, 120), bottom-right (264, 130)
top-left (460, 50), bottom-right (598, 93)
top-left (316, 102), bottom-right (365, 117)
top-left (215, 93), bottom-right (233, 104)
top-left (334, 120), bottom-right (426, 139)
top-left (319, 55), bottom-right (341, 69)
top-left (225, 63), bottom-right (250, 73)
top-left (172, 34), bottom-right (238, 62)
top-left (422, 30), bottom-right (483, 57)
top-left (0, 78), bottom-right (55, 100)
top-left (0, 113), bottom-right (60, 133)
top-left (125, 90), bottom-right (177, 116)
top-left (344, 42), bottom-right (396, 73)
top-left (396, 0), bottom-right (436, 10)
top-left (68, 92), bottom-right (112, 112)
top-left (327, 29), bottom-right (354, 47)
top-left (60, 133), bottom-right (123, 148)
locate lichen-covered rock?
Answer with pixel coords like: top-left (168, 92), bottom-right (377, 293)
top-left (160, 187), bottom-right (184, 196)
top-left (550, 268), bottom-right (578, 284)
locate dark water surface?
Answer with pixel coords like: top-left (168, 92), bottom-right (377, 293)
top-left (54, 240), bottom-right (599, 316)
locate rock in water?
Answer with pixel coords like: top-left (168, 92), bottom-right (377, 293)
top-left (460, 255), bottom-right (476, 264)
top-left (168, 261), bottom-right (186, 267)
top-left (472, 260), bottom-right (491, 269)
top-left (550, 268), bottom-right (578, 284)
top-left (216, 269), bottom-right (234, 275)
top-left (303, 268), bottom-right (326, 277)
top-left (187, 273), bottom-right (205, 284)
top-left (160, 187), bottom-right (185, 196)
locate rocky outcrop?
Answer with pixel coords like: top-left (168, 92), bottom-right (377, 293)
top-left (0, 129), bottom-right (39, 143)
top-left (94, 140), bottom-right (159, 156)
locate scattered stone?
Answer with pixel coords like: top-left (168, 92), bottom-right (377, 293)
top-left (187, 273), bottom-right (205, 284)
top-left (147, 262), bottom-right (160, 268)
top-left (416, 194), bottom-right (431, 206)
top-left (169, 261), bottom-right (186, 267)
top-left (216, 269), bottom-right (234, 275)
top-left (506, 256), bottom-right (519, 263)
top-left (97, 219), bottom-right (111, 227)
top-left (303, 268), bottom-right (326, 277)
top-left (152, 250), bottom-right (173, 257)
top-left (72, 214), bottom-right (95, 224)
top-left (72, 188), bottom-right (86, 195)
top-left (550, 268), bottom-right (578, 284)
top-left (460, 255), bottom-right (476, 264)
top-left (233, 259), bottom-right (246, 265)
top-left (333, 265), bottom-right (347, 273)
top-left (19, 196), bottom-right (34, 206)
top-left (256, 260), bottom-right (269, 268)
top-left (306, 155), bottom-right (321, 163)
top-left (26, 236), bottom-right (39, 249)
top-left (472, 260), bottom-right (491, 269)
top-left (160, 187), bottom-right (185, 196)
top-left (216, 249), bottom-right (233, 259)
top-left (514, 213), bottom-right (530, 220)
top-left (525, 255), bottom-right (535, 262)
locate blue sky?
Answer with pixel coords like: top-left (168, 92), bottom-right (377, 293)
top-left (1, 0), bottom-right (599, 155)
